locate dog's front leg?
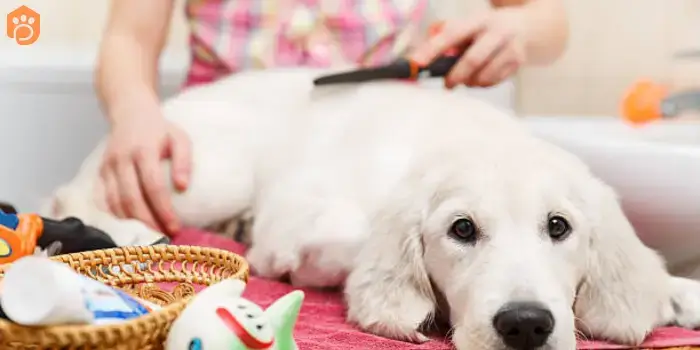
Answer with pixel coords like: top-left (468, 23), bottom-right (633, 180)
top-left (666, 276), bottom-right (700, 329)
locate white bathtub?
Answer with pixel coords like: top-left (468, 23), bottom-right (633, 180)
top-left (525, 116), bottom-right (700, 275)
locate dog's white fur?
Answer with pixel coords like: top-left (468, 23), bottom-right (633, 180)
top-left (44, 68), bottom-right (700, 349)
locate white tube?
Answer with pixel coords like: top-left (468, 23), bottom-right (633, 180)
top-left (0, 256), bottom-right (160, 326)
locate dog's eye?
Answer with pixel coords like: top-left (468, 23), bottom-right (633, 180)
top-left (449, 218), bottom-right (477, 243)
top-left (547, 216), bottom-right (571, 240)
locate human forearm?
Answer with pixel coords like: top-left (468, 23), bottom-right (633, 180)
top-left (94, 0), bottom-right (173, 125)
top-left (491, 0), bottom-right (569, 65)
top-left (95, 35), bottom-right (162, 125)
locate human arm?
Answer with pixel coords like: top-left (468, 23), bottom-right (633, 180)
top-left (490, 0), bottom-right (568, 65)
top-left (410, 0), bottom-right (568, 87)
top-left (96, 0), bottom-right (173, 122)
top-left (95, 0), bottom-right (191, 235)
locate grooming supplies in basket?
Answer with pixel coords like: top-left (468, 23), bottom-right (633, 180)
top-left (0, 256), bottom-right (160, 326)
top-left (34, 241), bottom-right (63, 257)
top-left (0, 210), bottom-right (119, 264)
top-left (39, 216), bottom-right (118, 254)
top-left (0, 213), bottom-right (44, 264)
top-left (0, 245), bottom-right (248, 349)
top-left (166, 279), bottom-right (304, 350)
top-left (0, 202), bottom-right (17, 214)
top-left (0, 240), bottom-right (60, 321)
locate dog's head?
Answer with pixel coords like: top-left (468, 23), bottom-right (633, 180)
top-left (345, 143), bottom-right (674, 350)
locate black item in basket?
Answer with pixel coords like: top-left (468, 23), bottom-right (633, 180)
top-left (38, 217), bottom-right (118, 254)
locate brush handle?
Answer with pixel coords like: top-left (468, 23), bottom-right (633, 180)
top-left (423, 21), bottom-right (466, 78)
top-left (426, 55), bottom-right (461, 78)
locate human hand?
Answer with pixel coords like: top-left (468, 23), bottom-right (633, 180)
top-left (410, 8), bottom-right (529, 89)
top-left (100, 97), bottom-right (192, 235)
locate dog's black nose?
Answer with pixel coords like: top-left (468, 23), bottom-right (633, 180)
top-left (493, 301), bottom-right (555, 349)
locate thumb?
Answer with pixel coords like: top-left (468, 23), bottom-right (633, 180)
top-left (168, 130), bottom-right (193, 192)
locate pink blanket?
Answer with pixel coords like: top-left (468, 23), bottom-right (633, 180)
top-left (172, 229), bottom-right (700, 349)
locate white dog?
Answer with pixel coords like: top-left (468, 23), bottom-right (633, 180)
top-left (44, 68), bottom-right (700, 350)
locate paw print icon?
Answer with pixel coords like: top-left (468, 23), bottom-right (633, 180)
top-left (6, 6), bottom-right (40, 46)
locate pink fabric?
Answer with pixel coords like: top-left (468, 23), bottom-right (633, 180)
top-left (183, 0), bottom-right (429, 88)
top-left (171, 228), bottom-right (700, 349)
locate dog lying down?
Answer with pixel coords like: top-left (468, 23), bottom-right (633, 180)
top-left (45, 68), bottom-right (700, 349)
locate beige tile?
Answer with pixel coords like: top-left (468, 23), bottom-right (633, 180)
top-left (518, 0), bottom-right (700, 116)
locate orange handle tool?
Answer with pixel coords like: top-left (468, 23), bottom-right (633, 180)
top-left (621, 80), bottom-right (669, 125)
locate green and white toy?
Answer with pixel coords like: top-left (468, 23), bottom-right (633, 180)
top-left (165, 279), bottom-right (304, 350)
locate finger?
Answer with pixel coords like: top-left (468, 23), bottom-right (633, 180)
top-left (446, 30), bottom-right (507, 89)
top-left (168, 131), bottom-right (192, 192)
top-left (134, 150), bottom-right (180, 234)
top-left (115, 160), bottom-right (160, 230)
top-left (101, 167), bottom-right (125, 218)
top-left (497, 63), bottom-right (518, 83)
top-left (476, 61), bottom-right (518, 88)
top-left (409, 19), bottom-right (486, 65)
top-left (474, 46), bottom-right (522, 87)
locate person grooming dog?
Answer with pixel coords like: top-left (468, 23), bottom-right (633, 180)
top-left (94, 0), bottom-right (567, 237)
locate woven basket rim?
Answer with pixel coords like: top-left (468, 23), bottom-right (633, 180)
top-left (0, 245), bottom-right (249, 348)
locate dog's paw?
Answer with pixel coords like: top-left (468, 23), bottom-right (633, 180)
top-left (352, 313), bottom-right (431, 343)
top-left (577, 317), bottom-right (651, 346)
top-left (668, 277), bottom-right (700, 329)
top-left (245, 245), bottom-right (300, 280)
top-left (345, 283), bottom-right (434, 343)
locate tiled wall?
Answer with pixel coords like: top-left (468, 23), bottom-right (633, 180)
top-left (518, 0), bottom-right (700, 116)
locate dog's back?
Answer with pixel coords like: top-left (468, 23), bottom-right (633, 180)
top-left (44, 68), bottom-right (534, 247)
top-left (163, 67), bottom-right (529, 173)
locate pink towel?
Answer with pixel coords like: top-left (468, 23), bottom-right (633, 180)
top-left (171, 229), bottom-right (700, 349)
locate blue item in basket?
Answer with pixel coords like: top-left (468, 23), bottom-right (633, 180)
top-left (0, 212), bottom-right (19, 230)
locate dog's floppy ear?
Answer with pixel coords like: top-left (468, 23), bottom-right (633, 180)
top-left (574, 181), bottom-right (673, 345)
top-left (344, 172), bottom-right (437, 343)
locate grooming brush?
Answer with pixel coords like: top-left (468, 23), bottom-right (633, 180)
top-left (313, 22), bottom-right (465, 86)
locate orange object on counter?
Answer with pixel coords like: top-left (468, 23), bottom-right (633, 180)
top-left (621, 80), bottom-right (670, 125)
top-left (0, 213), bottom-right (43, 264)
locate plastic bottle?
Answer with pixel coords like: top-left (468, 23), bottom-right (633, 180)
top-left (0, 256), bottom-right (160, 326)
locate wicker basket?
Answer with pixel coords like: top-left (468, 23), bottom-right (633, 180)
top-left (0, 245), bottom-right (248, 350)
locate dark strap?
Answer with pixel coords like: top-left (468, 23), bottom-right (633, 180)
top-left (38, 217), bottom-right (118, 254)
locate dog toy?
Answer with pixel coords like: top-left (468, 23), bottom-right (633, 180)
top-left (166, 279), bottom-right (304, 350)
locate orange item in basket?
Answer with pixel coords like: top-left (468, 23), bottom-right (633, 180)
top-left (0, 213), bottom-right (43, 264)
top-left (621, 80), bottom-right (670, 125)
